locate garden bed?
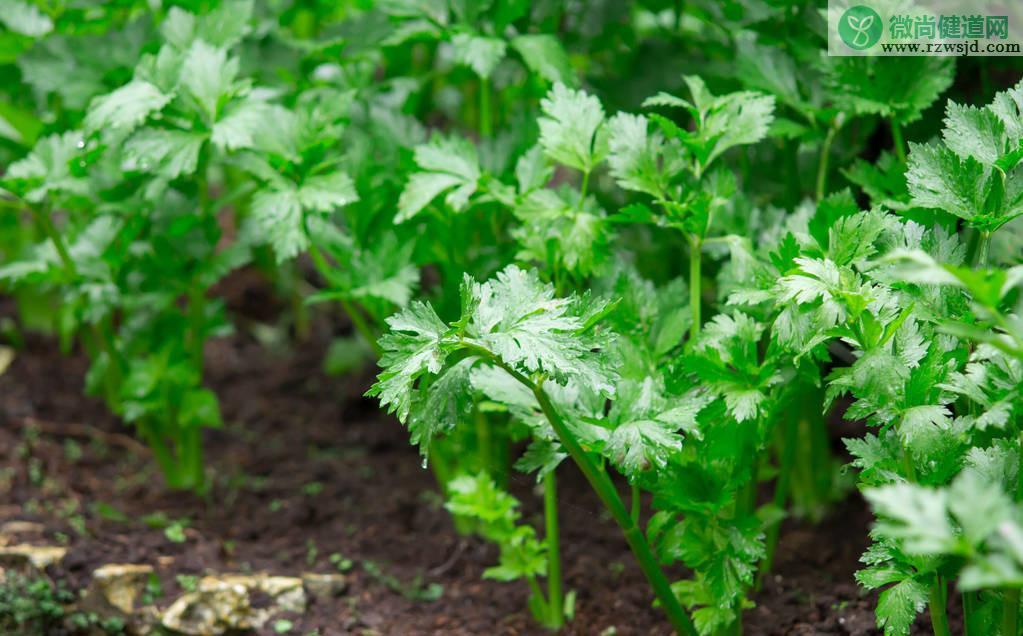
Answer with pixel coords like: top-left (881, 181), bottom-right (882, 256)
top-left (1, 300), bottom-right (947, 635)
top-left (2, 2), bottom-right (1021, 633)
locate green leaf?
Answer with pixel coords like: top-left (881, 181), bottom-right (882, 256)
top-left (397, 172), bottom-right (464, 222)
top-left (196, 0), bottom-right (254, 48)
top-left (538, 83), bottom-right (607, 173)
top-left (0, 98), bottom-right (42, 146)
top-left (948, 471), bottom-right (1013, 545)
top-left (409, 358), bottom-right (473, 453)
top-left (826, 57), bottom-right (954, 125)
top-left (462, 266), bottom-right (617, 395)
top-left (843, 152), bottom-right (909, 208)
top-left (846, 433), bottom-right (900, 486)
top-left (308, 228), bottom-right (418, 307)
top-left (606, 113), bottom-right (683, 199)
top-left (252, 172), bottom-right (360, 263)
top-left (0, 0), bottom-right (53, 37)
top-left (446, 472), bottom-right (521, 535)
top-left (668, 76), bottom-right (775, 170)
top-left (160, 6), bottom-right (198, 49)
top-left (124, 128), bottom-right (207, 179)
top-left (990, 80), bottom-right (1023, 145)
top-left (942, 101), bottom-right (1006, 166)
top-left (856, 564), bottom-right (908, 591)
top-left (297, 172), bottom-right (359, 212)
top-left (864, 483), bottom-right (955, 555)
top-left (898, 404), bottom-right (952, 450)
top-left (907, 142), bottom-right (991, 224)
top-left (250, 188), bottom-right (305, 262)
top-left (450, 33), bottom-right (506, 79)
top-left (514, 439), bottom-right (566, 480)
top-left (161, 1), bottom-right (254, 50)
top-left (511, 187), bottom-right (610, 277)
top-left (446, 474), bottom-right (547, 583)
top-left (370, 265), bottom-right (618, 445)
top-left (5, 131), bottom-right (89, 202)
top-left (510, 34), bottom-right (574, 85)
top-left (605, 378), bottom-right (705, 474)
top-left (694, 86), bottom-right (774, 168)
top-left (734, 32), bottom-right (805, 113)
top-left (777, 257), bottom-right (847, 331)
top-left (514, 144), bottom-right (552, 193)
top-left (179, 388), bottom-right (222, 428)
top-left (397, 135), bottom-right (480, 222)
top-left (210, 99), bottom-right (271, 152)
top-left (181, 41), bottom-right (238, 121)
top-left (605, 413), bottom-right (679, 474)
top-left (134, 45), bottom-right (186, 94)
top-left (874, 577), bottom-right (928, 636)
top-left (828, 210), bottom-right (887, 266)
top-left (85, 81), bottom-right (172, 136)
top-left (368, 301), bottom-right (449, 423)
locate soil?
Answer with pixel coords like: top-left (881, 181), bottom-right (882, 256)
top-left (0, 280), bottom-right (955, 636)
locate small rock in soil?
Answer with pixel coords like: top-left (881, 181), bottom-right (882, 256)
top-left (0, 520), bottom-right (45, 545)
top-left (84, 563), bottom-right (154, 614)
top-left (161, 573), bottom-right (306, 635)
top-left (301, 571), bottom-right (348, 601)
top-left (0, 543), bottom-right (67, 578)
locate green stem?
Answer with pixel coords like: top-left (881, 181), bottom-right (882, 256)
top-left (179, 157), bottom-right (211, 491)
top-left (758, 414), bottom-right (799, 589)
top-left (34, 205), bottom-right (123, 396)
top-left (746, 458), bottom-right (759, 512)
top-left (809, 406), bottom-right (832, 513)
top-left (177, 424), bottom-right (205, 492)
top-left (493, 418), bottom-right (509, 489)
top-left (578, 170), bottom-right (591, 209)
top-left (544, 470), bottom-right (564, 628)
top-left (479, 77), bottom-right (492, 139)
top-left (463, 344), bottom-right (698, 635)
top-left (188, 285), bottom-right (205, 372)
top-left (291, 267), bottom-right (311, 342)
top-left (631, 482), bottom-right (642, 525)
top-left (815, 122), bottom-right (840, 201)
top-left (963, 591), bottom-right (978, 636)
top-left (929, 577), bottom-right (952, 636)
top-left (1015, 429), bottom-right (1023, 502)
top-left (140, 423), bottom-right (177, 485)
top-left (689, 235), bottom-right (702, 341)
top-left (734, 432), bottom-right (759, 521)
top-left (197, 155), bottom-right (211, 213)
top-left (428, 447), bottom-right (451, 485)
top-left (429, 447), bottom-right (473, 534)
top-left (308, 241), bottom-right (383, 357)
top-left (673, 0), bottom-right (684, 31)
top-left (526, 575), bottom-right (550, 618)
top-left (339, 298), bottom-right (383, 358)
top-left (891, 119), bottom-right (907, 164)
top-left (1003, 589), bottom-right (1019, 636)
top-left (92, 317), bottom-right (124, 402)
top-left (475, 406), bottom-right (491, 475)
top-left (1004, 431), bottom-right (1023, 636)
top-left (35, 207), bottom-right (76, 273)
top-left (972, 231), bottom-right (991, 268)
top-left (901, 447), bottom-right (918, 483)
top-left (531, 384), bottom-right (694, 634)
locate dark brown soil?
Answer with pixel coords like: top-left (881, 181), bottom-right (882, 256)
top-left (0, 293), bottom-right (948, 635)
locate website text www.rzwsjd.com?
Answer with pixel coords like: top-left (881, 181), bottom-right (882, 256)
top-left (879, 39), bottom-right (1021, 55)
